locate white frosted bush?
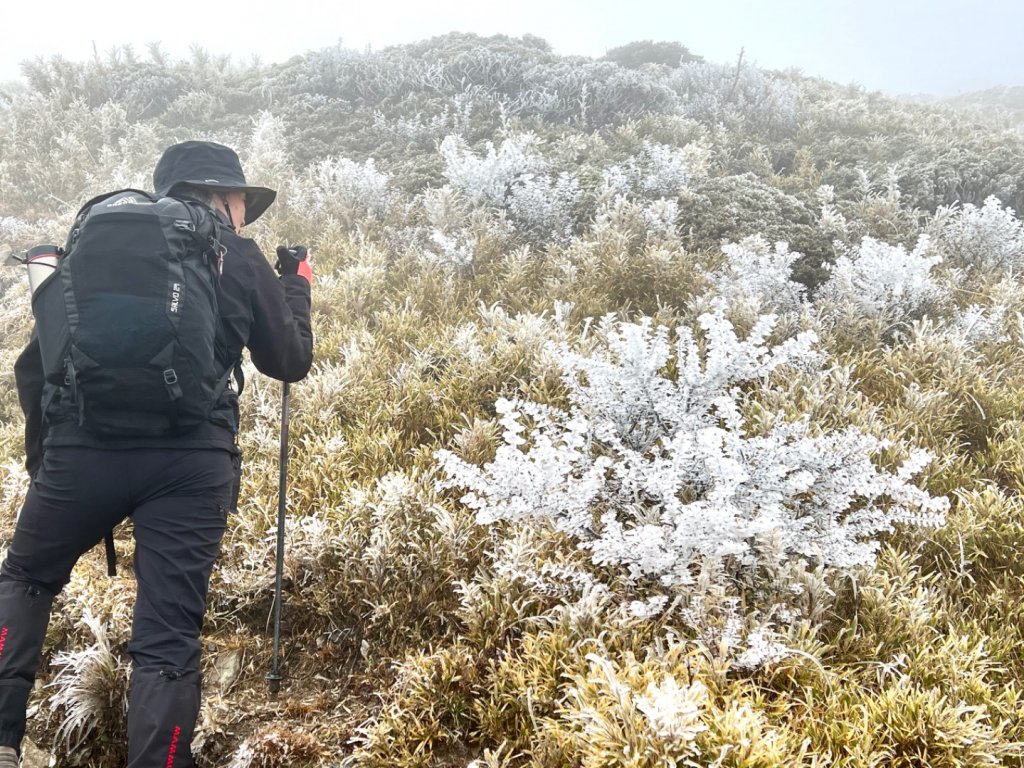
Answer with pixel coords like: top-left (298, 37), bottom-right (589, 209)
top-left (818, 235), bottom-right (943, 321)
top-left (439, 133), bottom-right (544, 207)
top-left (83, 120), bottom-right (162, 193)
top-left (600, 164), bottom-right (632, 197)
top-left (372, 93), bottom-right (475, 145)
top-left (294, 156), bottom-right (392, 220)
top-left (644, 198), bottom-right (681, 238)
top-left (0, 459), bottom-right (30, 520)
top-left (817, 184), bottom-right (850, 239)
top-left (0, 217), bottom-right (39, 250)
top-left (438, 308), bottom-right (947, 590)
top-left (710, 235), bottom-right (807, 317)
top-left (48, 611), bottom-right (130, 753)
top-left (0, 270), bottom-right (32, 375)
top-left (640, 141), bottom-right (709, 198)
top-left (239, 112), bottom-right (291, 189)
top-left (931, 196), bottom-right (1024, 273)
top-left (601, 140), bottom-right (708, 199)
top-left (592, 195), bottom-right (680, 242)
top-left (668, 61), bottom-right (801, 135)
top-left (635, 675), bottom-right (708, 748)
top-left (562, 654), bottom-right (706, 762)
top-left (949, 304), bottom-right (1008, 346)
top-left (508, 171), bottom-right (580, 246)
top-left (420, 185), bottom-right (471, 231)
top-left (423, 228), bottom-right (476, 274)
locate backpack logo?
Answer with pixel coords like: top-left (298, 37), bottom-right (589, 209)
top-left (169, 282), bottom-right (183, 314)
top-left (106, 196), bottom-right (152, 207)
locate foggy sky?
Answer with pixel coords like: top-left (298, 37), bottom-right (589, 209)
top-left (2, 0), bottom-right (1018, 96)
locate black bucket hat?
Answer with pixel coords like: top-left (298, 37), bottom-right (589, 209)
top-left (153, 140), bottom-right (277, 225)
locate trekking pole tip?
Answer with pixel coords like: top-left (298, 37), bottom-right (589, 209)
top-left (267, 672), bottom-right (282, 695)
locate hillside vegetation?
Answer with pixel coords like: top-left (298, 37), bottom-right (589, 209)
top-left (2, 34), bottom-right (1024, 766)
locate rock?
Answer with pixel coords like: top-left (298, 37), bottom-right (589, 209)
top-left (21, 738), bottom-right (54, 768)
top-left (209, 648), bottom-right (244, 692)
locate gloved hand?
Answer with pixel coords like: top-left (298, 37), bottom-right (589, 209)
top-left (275, 245), bottom-right (312, 284)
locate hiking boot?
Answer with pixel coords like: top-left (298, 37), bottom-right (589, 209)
top-left (0, 745), bottom-right (18, 766)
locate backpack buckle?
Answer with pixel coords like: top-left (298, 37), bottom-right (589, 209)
top-left (211, 239), bottom-right (226, 276)
top-left (64, 358), bottom-right (77, 401)
top-left (163, 368), bottom-right (183, 403)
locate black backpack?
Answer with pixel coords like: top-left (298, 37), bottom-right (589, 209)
top-left (32, 189), bottom-right (235, 437)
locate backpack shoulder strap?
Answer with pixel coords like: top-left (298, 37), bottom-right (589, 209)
top-left (165, 197), bottom-right (230, 277)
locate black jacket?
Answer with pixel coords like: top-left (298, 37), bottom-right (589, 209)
top-left (15, 227), bottom-right (313, 474)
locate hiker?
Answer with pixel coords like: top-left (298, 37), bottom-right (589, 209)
top-left (0, 141), bottom-right (313, 767)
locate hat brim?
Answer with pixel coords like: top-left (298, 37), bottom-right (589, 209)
top-left (240, 187), bottom-right (277, 225)
top-left (168, 179), bottom-right (277, 224)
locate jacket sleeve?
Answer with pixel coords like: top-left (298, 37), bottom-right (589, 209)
top-left (14, 333), bottom-right (45, 477)
top-left (246, 253), bottom-right (314, 382)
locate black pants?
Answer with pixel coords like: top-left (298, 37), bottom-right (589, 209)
top-left (0, 446), bottom-right (233, 766)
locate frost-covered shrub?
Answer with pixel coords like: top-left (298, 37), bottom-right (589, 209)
top-left (930, 196), bottom-right (1024, 273)
top-left (423, 228), bottom-right (477, 275)
top-left (432, 45), bottom-right (537, 92)
top-left (0, 217), bottom-right (42, 251)
top-left (48, 611), bottom-right (130, 766)
top-left (816, 184), bottom-right (851, 240)
top-left (668, 61), bottom-right (802, 138)
top-left (640, 141), bottom-right (709, 197)
top-left (580, 64), bottom-right (682, 126)
top-left (517, 60), bottom-right (680, 126)
top-left (0, 268), bottom-right (33, 382)
top-left (601, 141), bottom-right (709, 199)
top-left (238, 112), bottom-right (291, 189)
top-left (706, 235), bottom-right (807, 318)
top-left (0, 459), bottom-right (29, 520)
top-left (948, 304), bottom-right (1009, 347)
top-left (560, 654), bottom-right (707, 762)
top-left (438, 309), bottom-right (947, 593)
top-left (291, 156), bottom-right (392, 222)
top-left (818, 235), bottom-right (944, 322)
top-left (603, 40), bottom-right (703, 69)
top-left (372, 92), bottom-right (477, 147)
top-left (508, 171), bottom-right (580, 246)
top-left (0, 95), bottom-right (167, 219)
top-left (439, 133), bottom-right (544, 207)
top-left (592, 195), bottom-right (681, 244)
top-left (419, 185), bottom-right (472, 231)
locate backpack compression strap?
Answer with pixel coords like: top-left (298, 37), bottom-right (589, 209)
top-left (105, 532), bottom-right (117, 577)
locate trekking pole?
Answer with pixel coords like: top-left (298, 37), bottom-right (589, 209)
top-left (268, 380), bottom-right (290, 694)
